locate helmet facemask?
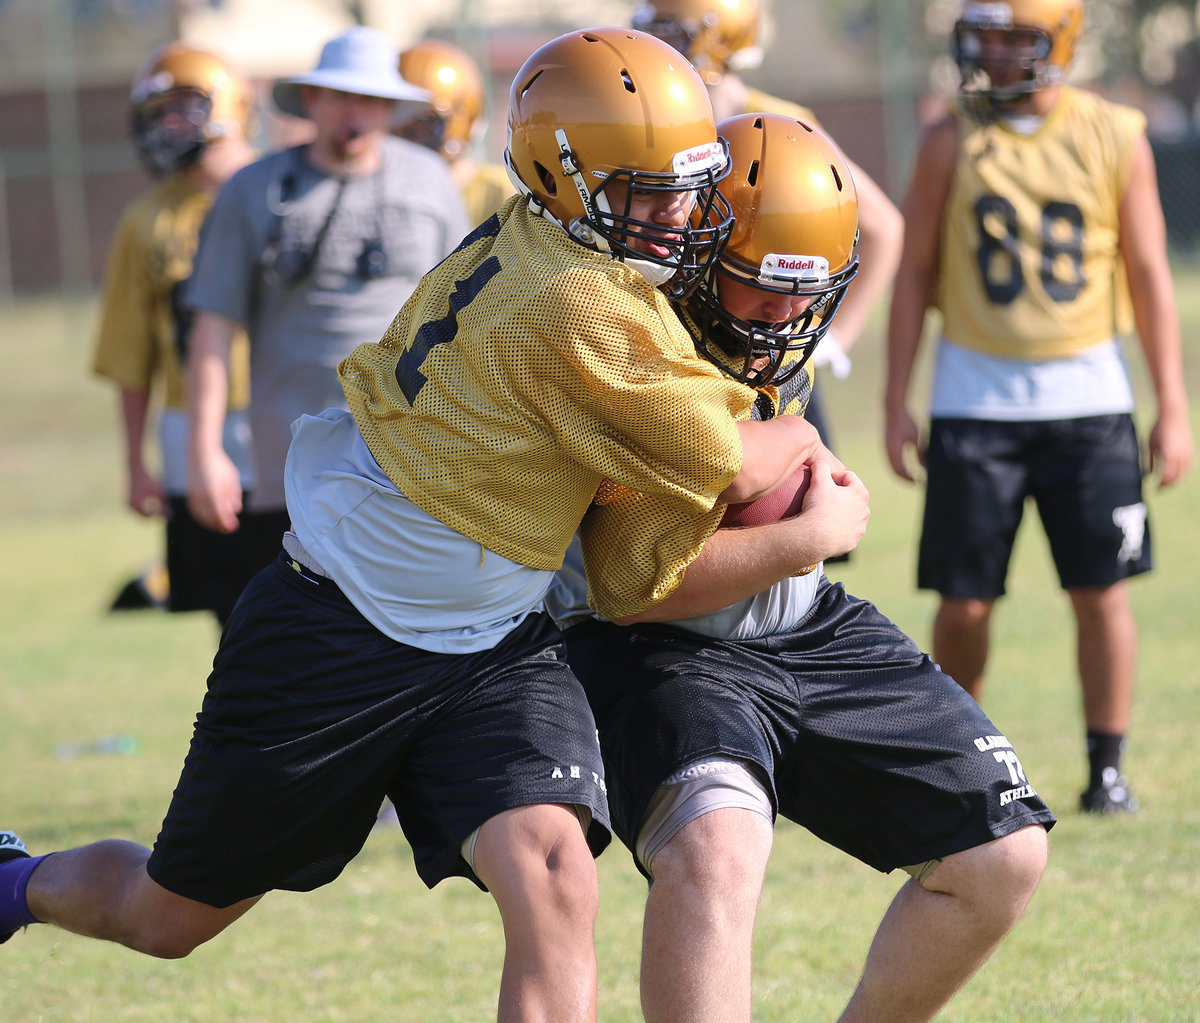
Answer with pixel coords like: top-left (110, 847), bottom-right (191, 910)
top-left (951, 0), bottom-right (1079, 111)
top-left (691, 247), bottom-right (858, 388)
top-left (129, 45), bottom-right (252, 180)
top-left (131, 86), bottom-right (216, 178)
top-left (560, 132), bottom-right (734, 298)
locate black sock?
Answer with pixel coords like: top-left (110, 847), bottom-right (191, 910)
top-left (1085, 731), bottom-right (1125, 790)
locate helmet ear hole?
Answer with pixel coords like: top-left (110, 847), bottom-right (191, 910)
top-left (534, 163), bottom-right (557, 196)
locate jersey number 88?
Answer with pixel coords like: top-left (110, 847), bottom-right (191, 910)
top-left (974, 194), bottom-right (1085, 305)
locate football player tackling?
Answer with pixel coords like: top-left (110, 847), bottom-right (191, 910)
top-left (885, 0), bottom-right (1192, 814)
top-left (550, 112), bottom-right (1054, 1023)
top-left (0, 29), bottom-right (826, 1023)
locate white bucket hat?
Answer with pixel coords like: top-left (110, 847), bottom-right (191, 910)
top-left (272, 26), bottom-right (430, 119)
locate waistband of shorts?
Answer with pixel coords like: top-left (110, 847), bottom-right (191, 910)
top-left (277, 533), bottom-right (341, 593)
top-left (277, 549), bottom-right (334, 588)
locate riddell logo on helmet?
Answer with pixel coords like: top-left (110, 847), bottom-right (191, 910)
top-left (673, 142), bottom-right (724, 176)
top-left (760, 253), bottom-right (830, 283)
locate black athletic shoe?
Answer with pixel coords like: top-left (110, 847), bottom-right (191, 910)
top-left (0, 831), bottom-right (31, 944)
top-left (1080, 770), bottom-right (1140, 815)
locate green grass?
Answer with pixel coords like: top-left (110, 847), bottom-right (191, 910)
top-left (2, 285), bottom-right (1199, 1021)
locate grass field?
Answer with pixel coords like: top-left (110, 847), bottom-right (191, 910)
top-left (2, 282), bottom-right (1199, 1021)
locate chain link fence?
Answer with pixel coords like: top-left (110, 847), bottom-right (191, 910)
top-left (1, 0), bottom-right (1198, 302)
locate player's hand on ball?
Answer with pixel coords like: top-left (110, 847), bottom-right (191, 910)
top-left (783, 457), bottom-right (870, 562)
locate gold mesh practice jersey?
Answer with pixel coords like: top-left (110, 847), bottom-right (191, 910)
top-left (340, 195), bottom-right (756, 617)
top-left (936, 87), bottom-right (1145, 360)
top-left (579, 303), bottom-right (813, 617)
top-left (92, 175), bottom-right (250, 410)
top-left (740, 87), bottom-right (819, 127)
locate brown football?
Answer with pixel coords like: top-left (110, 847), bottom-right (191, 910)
top-left (721, 465), bottom-right (812, 528)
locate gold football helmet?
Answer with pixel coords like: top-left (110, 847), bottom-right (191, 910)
top-left (130, 42), bottom-right (253, 178)
top-left (952, 0), bottom-right (1084, 105)
top-left (505, 26), bottom-right (733, 295)
top-left (689, 113), bottom-right (859, 387)
top-left (631, 0), bottom-right (762, 84)
top-left (398, 40), bottom-right (485, 163)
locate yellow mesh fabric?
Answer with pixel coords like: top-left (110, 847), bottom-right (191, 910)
top-left (92, 176), bottom-right (250, 410)
top-left (340, 195), bottom-right (755, 596)
top-left (937, 88), bottom-right (1144, 359)
top-left (580, 303), bottom-right (814, 618)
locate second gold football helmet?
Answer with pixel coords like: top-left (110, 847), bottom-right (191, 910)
top-left (505, 26), bottom-right (733, 295)
top-left (398, 40), bottom-right (485, 163)
top-left (130, 42), bottom-right (254, 178)
top-left (952, 0), bottom-right (1084, 105)
top-left (631, 0), bottom-right (762, 84)
top-left (689, 113), bottom-right (860, 387)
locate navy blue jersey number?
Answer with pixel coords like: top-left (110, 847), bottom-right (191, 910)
top-left (395, 255), bottom-right (502, 403)
top-left (974, 195), bottom-right (1085, 305)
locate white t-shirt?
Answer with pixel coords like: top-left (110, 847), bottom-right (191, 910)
top-left (929, 336), bottom-right (1135, 421)
top-left (284, 409), bottom-right (552, 654)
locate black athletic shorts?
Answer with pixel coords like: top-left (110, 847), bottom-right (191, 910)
top-left (565, 579), bottom-right (1055, 876)
top-left (165, 495), bottom-right (258, 623)
top-left (919, 415), bottom-right (1152, 598)
top-left (148, 555), bottom-right (610, 908)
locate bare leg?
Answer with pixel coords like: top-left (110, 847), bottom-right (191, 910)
top-left (838, 825), bottom-right (1048, 1023)
top-left (1068, 583), bottom-right (1137, 733)
top-left (640, 808), bottom-right (774, 1023)
top-left (473, 804), bottom-right (599, 1023)
top-left (932, 597), bottom-right (996, 702)
top-left (25, 840), bottom-right (258, 957)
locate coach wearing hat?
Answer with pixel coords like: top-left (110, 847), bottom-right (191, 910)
top-left (184, 25), bottom-right (469, 584)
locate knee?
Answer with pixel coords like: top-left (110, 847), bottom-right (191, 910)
top-left (928, 825), bottom-right (1048, 929)
top-left (542, 828), bottom-right (600, 924)
top-left (939, 597), bottom-right (994, 630)
top-left (122, 904), bottom-right (234, 960)
top-left (129, 929), bottom-right (205, 960)
top-left (481, 805), bottom-right (599, 927)
top-left (650, 810), bottom-right (772, 911)
top-left (987, 824), bottom-right (1049, 898)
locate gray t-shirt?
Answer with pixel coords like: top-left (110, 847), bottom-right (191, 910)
top-left (188, 136), bottom-right (469, 511)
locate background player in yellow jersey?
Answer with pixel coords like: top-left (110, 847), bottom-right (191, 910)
top-left (885, 0), bottom-right (1193, 814)
top-left (553, 112), bottom-right (1052, 1023)
top-left (91, 43), bottom-right (258, 626)
top-left (396, 38), bottom-right (515, 228)
top-left (0, 29), bottom-right (827, 1023)
top-left (632, 0), bottom-right (904, 496)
